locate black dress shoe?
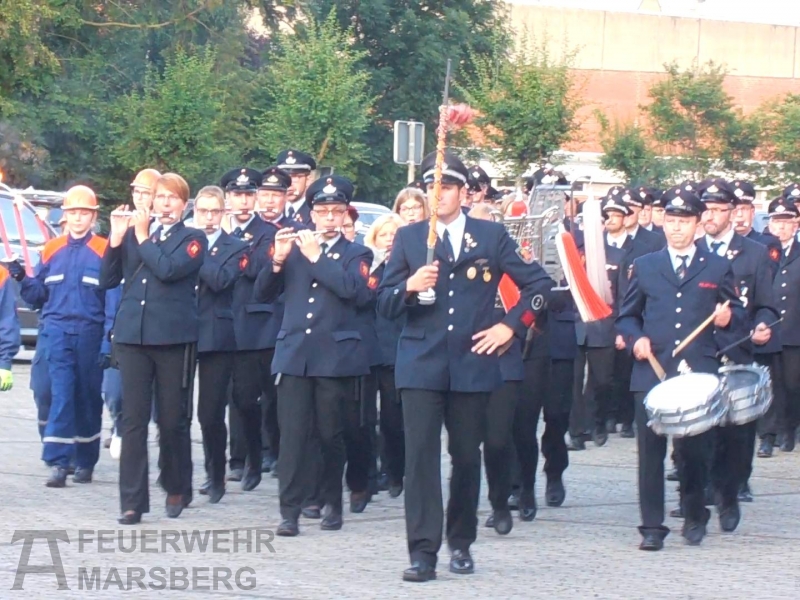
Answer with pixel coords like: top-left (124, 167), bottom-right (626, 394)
top-left (46, 466), bottom-right (68, 488)
top-left (166, 495), bottom-right (184, 519)
top-left (492, 509), bottom-right (513, 535)
top-left (320, 508), bottom-right (343, 531)
top-left (567, 437), bottom-right (585, 451)
top-left (508, 490), bottom-right (520, 511)
top-left (781, 435), bottom-right (795, 453)
top-left (605, 418), bottom-right (617, 434)
top-left (389, 482), bottom-right (403, 498)
top-left (182, 493), bottom-right (193, 508)
top-left (669, 506), bottom-right (684, 519)
top-left (718, 503), bottom-right (741, 532)
top-left (241, 468), bottom-right (261, 492)
top-left (639, 533), bottom-right (664, 551)
top-left (666, 468), bottom-right (680, 482)
top-left (350, 491), bottom-right (370, 514)
top-left (619, 425), bottom-right (635, 438)
top-left (484, 513), bottom-right (495, 528)
top-left (402, 562), bottom-right (436, 582)
top-left (593, 424), bottom-right (608, 447)
top-left (449, 549), bottom-right (474, 575)
top-left (378, 472), bottom-right (390, 492)
top-left (758, 438), bottom-right (774, 457)
top-left (118, 511), bottom-right (141, 525)
top-left (276, 519), bottom-right (299, 537)
top-left (519, 490), bottom-right (537, 521)
top-left (271, 461), bottom-right (279, 478)
top-left (302, 505), bottom-right (321, 519)
top-left (208, 484), bottom-right (225, 504)
top-left (682, 509), bottom-right (710, 545)
top-left (73, 467), bottom-right (93, 484)
top-left (738, 483), bottom-right (754, 503)
top-left (199, 479), bottom-right (211, 495)
top-left (545, 477), bottom-right (566, 507)
top-left (227, 467), bottom-right (244, 482)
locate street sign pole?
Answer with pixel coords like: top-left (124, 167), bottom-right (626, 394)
top-left (393, 120), bottom-right (425, 183)
top-left (407, 134), bottom-right (415, 184)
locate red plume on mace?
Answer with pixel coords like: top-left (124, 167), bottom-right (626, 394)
top-left (425, 59), bottom-right (476, 264)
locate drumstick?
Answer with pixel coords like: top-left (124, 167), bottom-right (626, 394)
top-left (715, 317), bottom-right (784, 357)
top-left (647, 354), bottom-right (667, 382)
top-left (672, 300), bottom-right (730, 358)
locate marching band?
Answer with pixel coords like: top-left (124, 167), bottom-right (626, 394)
top-left (5, 147), bottom-right (800, 581)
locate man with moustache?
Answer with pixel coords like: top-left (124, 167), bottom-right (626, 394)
top-left (378, 150), bottom-right (554, 581)
top-left (222, 167), bottom-right (276, 492)
top-left (194, 187), bottom-right (249, 503)
top-left (277, 149), bottom-right (317, 226)
top-left (731, 180), bottom-right (782, 262)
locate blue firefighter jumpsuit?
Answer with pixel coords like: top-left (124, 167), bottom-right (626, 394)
top-left (30, 322), bottom-right (52, 439)
top-left (0, 268), bottom-right (20, 384)
top-left (101, 285), bottom-right (123, 438)
top-left (20, 233), bottom-right (107, 469)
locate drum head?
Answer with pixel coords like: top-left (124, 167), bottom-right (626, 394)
top-left (645, 373), bottom-right (721, 413)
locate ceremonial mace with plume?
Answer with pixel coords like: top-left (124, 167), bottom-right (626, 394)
top-left (425, 59), bottom-right (476, 265)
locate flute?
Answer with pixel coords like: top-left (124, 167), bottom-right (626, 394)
top-left (274, 227), bottom-right (341, 242)
top-left (111, 211), bottom-right (175, 219)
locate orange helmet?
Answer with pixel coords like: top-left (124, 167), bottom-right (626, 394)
top-left (62, 185), bottom-right (99, 211)
top-left (508, 200), bottom-right (528, 217)
top-left (130, 168), bottom-right (161, 191)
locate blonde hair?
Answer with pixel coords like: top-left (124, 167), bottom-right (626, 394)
top-left (155, 173), bottom-right (190, 203)
top-left (468, 204), bottom-right (494, 221)
top-left (392, 188), bottom-right (429, 219)
top-left (195, 185), bottom-right (226, 209)
top-left (364, 213), bottom-right (405, 248)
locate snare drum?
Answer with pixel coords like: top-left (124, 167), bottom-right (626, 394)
top-left (718, 364), bottom-right (773, 426)
top-left (643, 373), bottom-right (726, 437)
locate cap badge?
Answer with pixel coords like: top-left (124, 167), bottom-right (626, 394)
top-left (323, 183), bottom-right (337, 195)
top-left (672, 198), bottom-right (685, 207)
top-left (622, 194), bottom-right (631, 202)
top-left (708, 185), bottom-right (718, 194)
top-left (685, 185), bottom-right (693, 191)
top-left (472, 171), bottom-right (480, 178)
top-left (267, 175), bottom-right (278, 183)
top-left (792, 188), bottom-right (800, 197)
top-left (236, 173), bottom-right (249, 185)
top-left (776, 205), bottom-right (786, 213)
top-left (734, 188), bottom-right (743, 197)
top-left (640, 191), bottom-right (646, 199)
top-left (286, 155), bottom-right (297, 165)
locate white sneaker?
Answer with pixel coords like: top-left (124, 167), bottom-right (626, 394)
top-left (109, 434), bottom-right (122, 460)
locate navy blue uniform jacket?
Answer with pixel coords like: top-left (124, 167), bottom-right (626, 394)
top-left (774, 242), bottom-right (800, 347)
top-left (616, 246), bottom-right (747, 392)
top-left (99, 222), bottom-right (206, 345)
top-left (377, 217), bottom-right (555, 393)
top-left (198, 231), bottom-right (248, 353)
top-left (254, 235), bottom-right (373, 377)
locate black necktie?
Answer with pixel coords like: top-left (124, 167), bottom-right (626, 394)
top-left (232, 227), bottom-right (243, 238)
top-left (320, 242), bottom-right (328, 255)
top-left (287, 206), bottom-right (295, 220)
top-left (442, 230), bottom-right (455, 263)
top-left (151, 226), bottom-right (162, 243)
top-left (611, 241), bottom-right (618, 248)
top-left (711, 241), bottom-right (723, 255)
top-left (676, 255), bottom-right (689, 280)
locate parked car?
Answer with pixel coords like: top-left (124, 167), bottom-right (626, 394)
top-left (0, 185), bottom-right (59, 348)
top-left (351, 201), bottom-right (391, 244)
top-left (16, 188), bottom-right (65, 231)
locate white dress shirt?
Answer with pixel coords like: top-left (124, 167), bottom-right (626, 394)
top-left (705, 228), bottom-right (735, 256)
top-left (435, 211), bottom-right (466, 262)
top-left (668, 245), bottom-right (697, 271)
top-left (606, 231), bottom-right (628, 248)
top-left (206, 229), bottom-right (222, 249)
top-left (286, 198), bottom-right (307, 218)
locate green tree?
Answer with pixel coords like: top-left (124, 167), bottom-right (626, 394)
top-left (105, 49), bottom-right (242, 191)
top-left (462, 38), bottom-right (581, 176)
top-left (250, 13), bottom-right (374, 178)
top-left (758, 93), bottom-right (800, 183)
top-left (596, 115), bottom-right (671, 186)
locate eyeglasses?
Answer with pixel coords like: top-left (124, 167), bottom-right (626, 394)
top-left (704, 207), bottom-right (731, 216)
top-left (154, 194), bottom-right (182, 202)
top-left (313, 207), bottom-right (347, 217)
top-left (399, 204), bottom-right (423, 213)
top-left (132, 189), bottom-right (153, 198)
top-left (195, 208), bottom-right (223, 217)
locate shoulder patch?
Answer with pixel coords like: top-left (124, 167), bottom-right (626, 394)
top-left (239, 255), bottom-right (249, 270)
top-left (516, 245), bottom-right (534, 264)
top-left (367, 275), bottom-right (378, 290)
top-left (769, 246), bottom-right (780, 262)
top-left (360, 261), bottom-right (369, 279)
top-left (186, 240), bottom-right (201, 259)
top-left (521, 309), bottom-right (535, 328)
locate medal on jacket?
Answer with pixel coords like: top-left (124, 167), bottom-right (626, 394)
top-left (482, 268), bottom-right (492, 283)
top-left (467, 266), bottom-right (476, 280)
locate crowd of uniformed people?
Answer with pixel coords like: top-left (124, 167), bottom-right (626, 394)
top-left (3, 149), bottom-right (800, 581)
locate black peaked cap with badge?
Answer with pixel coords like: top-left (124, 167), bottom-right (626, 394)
top-left (697, 177), bottom-right (737, 204)
top-left (467, 165), bottom-right (491, 186)
top-left (276, 149), bottom-right (317, 172)
top-left (602, 195), bottom-right (633, 217)
top-left (260, 166), bottom-right (292, 191)
top-left (420, 150), bottom-right (469, 186)
top-left (607, 185), bottom-right (641, 208)
top-left (782, 183), bottom-right (800, 201)
top-left (221, 167), bottom-right (262, 192)
top-left (660, 185), bottom-right (705, 217)
top-left (305, 175), bottom-right (354, 206)
top-left (768, 196), bottom-right (800, 218)
top-left (636, 186), bottom-right (658, 206)
top-left (732, 180), bottom-right (756, 203)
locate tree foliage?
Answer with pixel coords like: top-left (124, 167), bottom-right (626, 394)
top-left (462, 38), bottom-right (581, 176)
top-left (758, 93), bottom-right (800, 183)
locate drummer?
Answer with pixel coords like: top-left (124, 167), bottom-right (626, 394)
top-left (616, 186), bottom-right (747, 550)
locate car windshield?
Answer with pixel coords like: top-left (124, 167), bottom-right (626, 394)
top-left (0, 198), bottom-right (50, 247)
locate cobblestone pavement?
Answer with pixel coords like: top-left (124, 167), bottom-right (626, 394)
top-left (1, 356), bottom-right (799, 599)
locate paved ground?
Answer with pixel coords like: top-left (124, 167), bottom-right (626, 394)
top-left (1, 355), bottom-right (799, 599)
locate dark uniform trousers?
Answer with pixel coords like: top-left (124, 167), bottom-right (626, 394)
top-left (760, 348), bottom-right (800, 439)
top-left (571, 346), bottom-right (615, 436)
top-left (484, 380), bottom-right (521, 511)
top-left (635, 392), bottom-right (712, 531)
top-left (260, 347), bottom-right (280, 460)
top-left (757, 352), bottom-right (785, 440)
top-left (402, 389), bottom-right (488, 565)
top-left (612, 349), bottom-right (635, 428)
top-left (376, 365), bottom-right (404, 486)
top-left (278, 375), bottom-right (355, 520)
top-left (198, 352), bottom-right (235, 485)
top-left (228, 385), bottom-right (246, 470)
top-left (116, 343), bottom-right (193, 514)
top-left (346, 371), bottom-right (376, 496)
top-left (231, 349), bottom-right (273, 470)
